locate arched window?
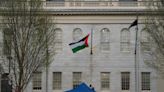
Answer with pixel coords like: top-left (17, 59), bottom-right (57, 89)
top-left (73, 28), bottom-right (83, 41)
top-left (140, 29), bottom-right (150, 52)
top-left (120, 28), bottom-right (130, 52)
top-left (100, 28), bottom-right (110, 51)
top-left (54, 28), bottom-right (62, 53)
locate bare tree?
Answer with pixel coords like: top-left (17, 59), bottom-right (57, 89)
top-left (144, 0), bottom-right (164, 77)
top-left (1, 0), bottom-right (55, 92)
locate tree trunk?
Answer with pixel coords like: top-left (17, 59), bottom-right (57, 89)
top-left (15, 86), bottom-right (22, 92)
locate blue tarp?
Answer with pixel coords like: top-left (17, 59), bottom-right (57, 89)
top-left (65, 83), bottom-right (95, 92)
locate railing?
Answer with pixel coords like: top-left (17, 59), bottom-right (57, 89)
top-left (0, 1), bottom-right (161, 9)
top-left (45, 1), bottom-right (160, 8)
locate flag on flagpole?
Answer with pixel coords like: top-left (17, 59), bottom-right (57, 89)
top-left (128, 19), bottom-right (138, 29)
top-left (69, 34), bottom-right (89, 53)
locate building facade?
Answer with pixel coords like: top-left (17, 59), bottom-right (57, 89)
top-left (0, 0), bottom-right (163, 92)
top-left (29, 0), bottom-right (157, 92)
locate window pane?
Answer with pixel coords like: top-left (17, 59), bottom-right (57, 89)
top-left (119, 0), bottom-right (137, 6)
top-left (121, 29), bottom-right (130, 42)
top-left (141, 30), bottom-right (149, 42)
top-left (46, 0), bottom-right (65, 2)
top-left (33, 72), bottom-right (42, 90)
top-left (120, 29), bottom-right (130, 51)
top-left (140, 30), bottom-right (150, 52)
top-left (101, 28), bottom-right (110, 42)
top-left (141, 72), bottom-right (150, 90)
top-left (100, 28), bottom-right (110, 51)
top-left (73, 28), bottom-right (83, 41)
top-left (54, 29), bottom-right (62, 53)
top-left (47, 0), bottom-right (65, 2)
top-left (162, 1), bottom-right (164, 6)
top-left (120, 42), bottom-right (130, 51)
top-left (54, 42), bottom-right (62, 53)
top-left (101, 72), bottom-right (110, 90)
top-left (141, 42), bottom-right (151, 51)
top-left (53, 72), bottom-right (62, 90)
top-left (55, 29), bottom-right (62, 41)
top-left (73, 72), bottom-right (82, 88)
top-left (3, 28), bottom-right (12, 56)
top-left (0, 42), bottom-right (2, 56)
top-left (46, 0), bottom-right (65, 6)
top-left (119, 0), bottom-right (137, 1)
top-left (121, 72), bottom-right (130, 90)
top-left (100, 42), bottom-right (110, 51)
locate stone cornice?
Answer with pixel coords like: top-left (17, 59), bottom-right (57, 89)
top-left (44, 7), bottom-right (163, 16)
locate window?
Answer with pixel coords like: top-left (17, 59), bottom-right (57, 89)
top-left (140, 29), bottom-right (150, 52)
top-left (0, 42), bottom-right (2, 56)
top-left (101, 72), bottom-right (110, 90)
top-left (0, 30), bottom-right (3, 56)
top-left (54, 28), bottom-right (62, 53)
top-left (119, 0), bottom-right (137, 1)
top-left (100, 28), bottom-right (110, 51)
top-left (121, 72), bottom-right (130, 90)
top-left (69, 0), bottom-right (84, 6)
top-left (46, 0), bottom-right (65, 6)
top-left (162, 1), bottom-right (164, 6)
top-left (53, 72), bottom-right (62, 90)
top-left (120, 28), bottom-right (130, 52)
top-left (119, 0), bottom-right (137, 6)
top-left (3, 28), bottom-right (12, 56)
top-left (33, 72), bottom-right (42, 90)
top-left (73, 28), bottom-right (83, 41)
top-left (141, 72), bottom-right (150, 90)
top-left (47, 0), bottom-right (65, 2)
top-left (73, 72), bottom-right (82, 88)
top-left (99, 0), bottom-right (111, 6)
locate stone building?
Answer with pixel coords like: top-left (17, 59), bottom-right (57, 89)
top-left (0, 0), bottom-right (163, 92)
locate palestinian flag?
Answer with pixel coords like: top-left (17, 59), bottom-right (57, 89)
top-left (69, 34), bottom-right (89, 53)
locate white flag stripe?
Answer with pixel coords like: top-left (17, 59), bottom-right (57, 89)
top-left (69, 41), bottom-right (85, 49)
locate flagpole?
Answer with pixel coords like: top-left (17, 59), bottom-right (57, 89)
top-left (89, 25), bottom-right (93, 86)
top-left (90, 26), bottom-right (93, 55)
top-left (134, 16), bottom-right (139, 92)
top-left (129, 15), bottom-right (139, 92)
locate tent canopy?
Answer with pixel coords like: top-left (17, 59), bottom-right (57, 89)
top-left (65, 82), bottom-right (95, 92)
